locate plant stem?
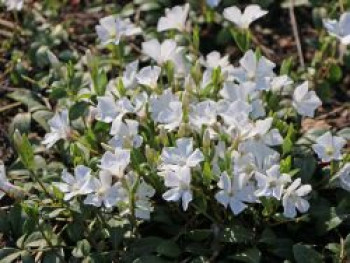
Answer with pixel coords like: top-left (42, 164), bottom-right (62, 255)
top-left (29, 169), bottom-right (51, 198)
top-left (339, 0), bottom-right (345, 12)
top-left (37, 220), bottom-right (66, 263)
top-left (289, 0), bottom-right (305, 69)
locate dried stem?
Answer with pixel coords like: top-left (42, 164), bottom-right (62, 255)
top-left (289, 0), bottom-right (305, 69)
top-left (339, 0), bottom-right (345, 12)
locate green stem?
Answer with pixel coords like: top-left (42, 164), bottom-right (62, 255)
top-left (37, 220), bottom-right (66, 263)
top-left (191, 203), bottom-right (217, 223)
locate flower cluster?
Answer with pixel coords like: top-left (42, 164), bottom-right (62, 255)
top-left (3, 3), bottom-right (348, 229)
top-left (34, 3), bottom-right (350, 222)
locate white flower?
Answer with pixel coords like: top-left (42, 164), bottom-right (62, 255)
top-left (54, 166), bottom-right (94, 201)
top-left (282, 178), bottom-right (312, 218)
top-left (3, 0), bottom-right (23, 11)
top-left (142, 39), bottom-right (186, 74)
top-left (0, 164), bottom-right (8, 199)
top-left (149, 89), bottom-right (183, 131)
top-left (189, 100), bottom-right (218, 131)
top-left (199, 69), bottom-right (213, 90)
top-left (336, 163), bottom-right (350, 191)
top-left (109, 119), bottom-right (143, 149)
top-left (323, 12), bottom-right (350, 45)
top-left (105, 62), bottom-right (139, 97)
top-left (84, 171), bottom-right (126, 208)
top-left (132, 91), bottom-right (149, 117)
top-left (219, 81), bottom-right (265, 118)
top-left (95, 96), bottom-right (134, 125)
top-left (237, 141), bottom-right (280, 174)
top-left (0, 164), bottom-right (19, 199)
top-left (157, 3), bottom-right (190, 32)
top-left (206, 0), bottom-right (221, 8)
top-left (269, 75), bottom-right (293, 93)
top-left (200, 51), bottom-right (233, 73)
top-left (211, 141), bottom-right (226, 174)
top-left (292, 81), bottom-right (322, 117)
top-left (142, 39), bottom-right (175, 64)
top-left (96, 16), bottom-right (141, 46)
top-left (136, 66), bottom-right (161, 89)
top-left (121, 60), bottom-right (139, 90)
top-left (162, 166), bottom-right (193, 211)
top-left (219, 100), bottom-right (252, 124)
top-left (250, 117), bottom-right (283, 146)
top-left (255, 165), bottom-right (291, 200)
top-left (215, 172), bottom-right (256, 215)
top-left (220, 81), bottom-right (256, 102)
top-left (160, 138), bottom-right (204, 171)
top-left (223, 4), bottom-right (268, 29)
top-left (232, 50), bottom-right (275, 90)
top-left (99, 149), bottom-right (130, 178)
top-left (134, 179), bottom-right (156, 220)
top-left (219, 100), bottom-right (253, 140)
top-left (312, 131), bottom-right (346, 162)
top-left (42, 110), bottom-right (71, 148)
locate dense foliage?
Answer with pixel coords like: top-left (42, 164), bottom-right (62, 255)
top-left (0, 0), bottom-right (349, 262)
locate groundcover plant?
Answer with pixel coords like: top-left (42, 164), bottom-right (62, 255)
top-left (0, 0), bottom-right (349, 262)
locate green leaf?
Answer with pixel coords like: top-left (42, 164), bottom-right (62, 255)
top-left (293, 244), bottom-right (322, 263)
top-left (203, 161), bottom-right (212, 185)
top-left (128, 237), bottom-right (163, 258)
top-left (72, 239), bottom-right (91, 258)
top-left (0, 249), bottom-right (24, 263)
top-left (280, 156), bottom-right (292, 173)
top-left (21, 252), bottom-right (34, 263)
top-left (7, 89), bottom-right (46, 112)
top-left (282, 137), bottom-right (293, 155)
top-left (294, 156), bottom-right (317, 183)
top-left (337, 128), bottom-right (350, 140)
top-left (9, 113), bottom-right (31, 135)
top-left (42, 252), bottom-right (61, 263)
top-left (185, 243), bottom-right (211, 256)
top-left (134, 256), bottom-right (169, 263)
top-left (69, 101), bottom-right (89, 120)
top-left (220, 225), bottom-right (254, 243)
top-left (328, 64), bottom-right (342, 83)
top-left (110, 227), bottom-right (125, 249)
top-left (13, 131), bottom-right (35, 170)
top-left (229, 248), bottom-right (261, 263)
top-left (157, 240), bottom-right (181, 258)
top-left (186, 229), bottom-right (212, 241)
top-left (192, 25), bottom-right (200, 53)
top-left (24, 232), bottom-right (46, 248)
top-left (231, 29), bottom-right (251, 53)
top-left (280, 57), bottom-right (294, 75)
top-left (259, 228), bottom-right (294, 259)
top-left (32, 110), bottom-right (53, 131)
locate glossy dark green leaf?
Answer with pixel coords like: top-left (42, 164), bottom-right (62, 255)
top-left (157, 240), bottom-right (181, 258)
top-left (293, 244), bottom-right (323, 263)
top-left (229, 248), bottom-right (261, 263)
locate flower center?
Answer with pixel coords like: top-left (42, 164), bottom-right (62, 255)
top-left (325, 147), bottom-right (334, 156)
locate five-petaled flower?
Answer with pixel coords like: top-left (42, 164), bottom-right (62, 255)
top-left (157, 3), bottom-right (190, 32)
top-left (162, 166), bottom-right (193, 211)
top-left (312, 131), bottom-right (346, 162)
top-left (323, 12), bottom-right (350, 45)
top-left (282, 178), bottom-right (312, 219)
top-left (223, 5), bottom-right (268, 29)
top-left (42, 110), bottom-right (72, 148)
top-left (96, 16), bottom-right (141, 46)
top-left (292, 81), bottom-right (322, 117)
